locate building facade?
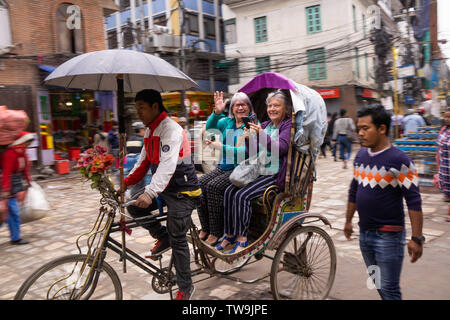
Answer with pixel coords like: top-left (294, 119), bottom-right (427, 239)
top-left (104, 0), bottom-right (227, 91)
top-left (222, 0), bottom-right (405, 119)
top-left (0, 0), bottom-right (118, 166)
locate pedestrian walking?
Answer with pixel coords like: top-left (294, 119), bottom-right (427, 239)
top-left (390, 113), bottom-right (404, 138)
top-left (344, 104), bottom-right (424, 300)
top-left (108, 121), bottom-right (119, 172)
top-left (126, 121), bottom-right (146, 154)
top-left (403, 108), bottom-right (426, 136)
top-left (121, 89), bottom-right (201, 300)
top-left (332, 109), bottom-right (355, 169)
top-left (435, 108), bottom-right (450, 221)
top-left (0, 132), bottom-right (35, 245)
top-left (323, 112), bottom-right (337, 159)
top-left (93, 125), bottom-right (110, 153)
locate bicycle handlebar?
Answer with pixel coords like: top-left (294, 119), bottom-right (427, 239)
top-left (121, 200), bottom-right (137, 208)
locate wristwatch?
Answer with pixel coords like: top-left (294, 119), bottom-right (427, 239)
top-left (411, 235), bottom-right (425, 245)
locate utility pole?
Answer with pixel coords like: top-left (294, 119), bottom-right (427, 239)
top-left (392, 46), bottom-right (400, 139)
top-left (429, 0), bottom-right (441, 120)
top-left (138, 0), bottom-right (146, 52)
top-left (178, 0), bottom-right (188, 121)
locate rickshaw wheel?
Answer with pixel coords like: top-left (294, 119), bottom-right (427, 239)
top-left (270, 226), bottom-right (336, 300)
top-left (212, 256), bottom-right (251, 275)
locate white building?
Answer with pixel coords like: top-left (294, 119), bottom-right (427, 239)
top-left (222, 0), bottom-right (404, 118)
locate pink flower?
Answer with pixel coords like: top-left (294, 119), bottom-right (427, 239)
top-left (94, 145), bottom-right (107, 155)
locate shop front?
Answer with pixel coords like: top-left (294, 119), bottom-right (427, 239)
top-left (316, 88), bottom-right (341, 115)
top-left (161, 91), bottom-right (215, 123)
top-left (36, 89), bottom-right (116, 165)
top-left (315, 86), bottom-right (379, 120)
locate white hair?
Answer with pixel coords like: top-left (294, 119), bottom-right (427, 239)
top-left (229, 92), bottom-right (254, 119)
top-left (266, 90), bottom-right (292, 116)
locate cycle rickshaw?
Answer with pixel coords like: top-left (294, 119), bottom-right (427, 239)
top-left (15, 72), bottom-right (336, 300)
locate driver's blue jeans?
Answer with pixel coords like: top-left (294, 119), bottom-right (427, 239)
top-left (359, 229), bottom-right (406, 300)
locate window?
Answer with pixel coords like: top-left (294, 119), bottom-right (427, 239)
top-left (352, 5), bottom-right (357, 32)
top-left (362, 14), bottom-right (367, 38)
top-left (107, 30), bottom-right (118, 49)
top-left (56, 3), bottom-right (84, 54)
top-left (204, 16), bottom-right (216, 39)
top-left (0, 0), bottom-right (12, 49)
top-left (229, 59), bottom-right (239, 85)
top-left (365, 53), bottom-right (369, 81)
top-left (306, 5), bottom-right (321, 34)
top-left (187, 13), bottom-right (199, 34)
top-left (354, 47), bottom-right (360, 78)
top-left (120, 0), bottom-right (130, 11)
top-left (254, 16), bottom-right (267, 43)
top-left (255, 56), bottom-right (271, 74)
top-left (307, 48), bottom-right (326, 80)
top-left (153, 14), bottom-right (167, 26)
top-left (224, 18), bottom-right (236, 44)
top-left (122, 21), bottom-right (137, 48)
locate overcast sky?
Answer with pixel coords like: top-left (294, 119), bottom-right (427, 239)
top-left (438, 0), bottom-right (450, 68)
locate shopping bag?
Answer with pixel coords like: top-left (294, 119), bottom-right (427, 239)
top-left (20, 181), bottom-right (51, 224)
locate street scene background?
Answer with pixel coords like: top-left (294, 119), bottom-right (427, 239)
top-left (1, 148), bottom-right (448, 300)
top-left (1, 0), bottom-right (450, 301)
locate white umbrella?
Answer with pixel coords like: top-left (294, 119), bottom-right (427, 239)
top-left (45, 49), bottom-right (197, 92)
top-left (44, 50), bottom-right (197, 272)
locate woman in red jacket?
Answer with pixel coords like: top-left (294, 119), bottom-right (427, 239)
top-left (0, 132), bottom-right (34, 245)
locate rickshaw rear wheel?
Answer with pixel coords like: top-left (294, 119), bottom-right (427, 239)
top-left (270, 226), bottom-right (336, 300)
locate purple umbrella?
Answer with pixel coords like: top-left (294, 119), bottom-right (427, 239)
top-left (238, 72), bottom-right (297, 94)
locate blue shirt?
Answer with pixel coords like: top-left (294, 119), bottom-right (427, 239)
top-left (403, 114), bottom-right (426, 135)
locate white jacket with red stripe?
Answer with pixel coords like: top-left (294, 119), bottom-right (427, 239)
top-left (124, 112), bottom-right (198, 199)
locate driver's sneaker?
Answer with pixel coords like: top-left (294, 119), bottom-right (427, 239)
top-left (175, 286), bottom-right (195, 300)
top-left (146, 237), bottom-right (170, 259)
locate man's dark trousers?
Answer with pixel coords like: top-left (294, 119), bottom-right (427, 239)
top-left (127, 189), bottom-right (197, 292)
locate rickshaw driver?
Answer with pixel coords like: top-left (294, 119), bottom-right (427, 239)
top-left (120, 89), bottom-right (201, 300)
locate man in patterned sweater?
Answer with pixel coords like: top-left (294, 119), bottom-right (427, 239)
top-left (344, 104), bottom-right (424, 300)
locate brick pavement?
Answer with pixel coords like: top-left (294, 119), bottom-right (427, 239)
top-left (1, 148), bottom-right (449, 300)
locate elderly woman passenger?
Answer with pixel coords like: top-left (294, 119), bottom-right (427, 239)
top-left (197, 91), bottom-right (256, 246)
top-left (217, 90), bottom-right (292, 253)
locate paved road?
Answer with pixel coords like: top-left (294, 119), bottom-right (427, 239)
top-left (1, 148), bottom-right (449, 300)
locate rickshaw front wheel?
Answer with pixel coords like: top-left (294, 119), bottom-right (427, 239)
top-left (270, 226), bottom-right (336, 300)
top-left (14, 254), bottom-right (122, 300)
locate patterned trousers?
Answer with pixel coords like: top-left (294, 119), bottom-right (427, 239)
top-left (197, 167), bottom-right (233, 238)
top-left (224, 174), bottom-right (277, 237)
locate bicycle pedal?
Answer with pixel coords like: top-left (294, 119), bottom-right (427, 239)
top-left (145, 248), bottom-right (170, 260)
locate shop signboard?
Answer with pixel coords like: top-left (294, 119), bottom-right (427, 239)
top-left (316, 88), bottom-right (340, 99)
top-left (397, 64), bottom-right (415, 79)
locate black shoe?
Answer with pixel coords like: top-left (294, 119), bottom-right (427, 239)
top-left (175, 285), bottom-right (195, 300)
top-left (10, 239), bottom-right (29, 245)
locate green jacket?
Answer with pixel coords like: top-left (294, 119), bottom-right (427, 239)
top-left (205, 113), bottom-right (247, 171)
